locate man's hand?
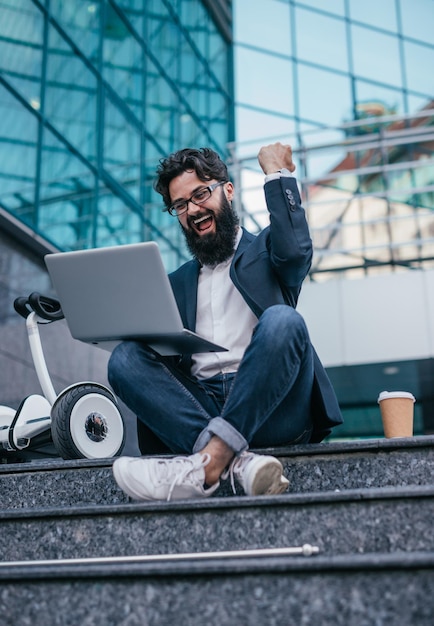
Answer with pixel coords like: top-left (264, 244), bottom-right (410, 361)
top-left (258, 142), bottom-right (296, 175)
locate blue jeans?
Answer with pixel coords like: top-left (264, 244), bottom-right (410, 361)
top-left (108, 305), bottom-right (314, 456)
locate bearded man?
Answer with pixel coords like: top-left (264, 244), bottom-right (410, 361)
top-left (108, 142), bottom-right (342, 502)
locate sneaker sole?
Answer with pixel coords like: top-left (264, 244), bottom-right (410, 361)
top-left (249, 460), bottom-right (289, 496)
top-left (112, 457), bottom-right (150, 501)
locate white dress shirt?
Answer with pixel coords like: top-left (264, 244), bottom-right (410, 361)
top-left (191, 228), bottom-right (258, 380)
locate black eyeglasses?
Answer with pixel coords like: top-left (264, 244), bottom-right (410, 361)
top-left (167, 181), bottom-right (226, 216)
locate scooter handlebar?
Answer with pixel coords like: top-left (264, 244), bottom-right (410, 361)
top-left (13, 293), bottom-right (64, 321)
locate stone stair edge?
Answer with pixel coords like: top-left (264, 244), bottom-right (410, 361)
top-left (266, 434), bottom-right (434, 458)
top-left (0, 456), bottom-right (113, 475)
top-left (1, 550), bottom-right (434, 583)
top-left (2, 434), bottom-right (434, 475)
top-left (2, 483), bottom-right (434, 522)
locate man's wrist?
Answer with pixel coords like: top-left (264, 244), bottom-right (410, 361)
top-left (264, 168), bottom-right (294, 183)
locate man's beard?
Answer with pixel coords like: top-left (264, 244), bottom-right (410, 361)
top-left (181, 196), bottom-right (239, 266)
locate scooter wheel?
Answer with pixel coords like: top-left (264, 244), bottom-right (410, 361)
top-left (51, 384), bottom-right (125, 460)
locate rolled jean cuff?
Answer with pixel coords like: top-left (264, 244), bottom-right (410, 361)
top-left (193, 417), bottom-right (249, 455)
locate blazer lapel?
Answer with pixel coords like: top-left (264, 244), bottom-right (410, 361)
top-left (183, 260), bottom-right (201, 330)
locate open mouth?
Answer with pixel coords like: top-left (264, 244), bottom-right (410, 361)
top-left (191, 213), bottom-right (214, 233)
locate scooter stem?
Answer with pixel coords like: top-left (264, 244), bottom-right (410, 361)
top-left (26, 312), bottom-right (57, 406)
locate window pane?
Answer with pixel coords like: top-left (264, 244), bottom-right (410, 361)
top-left (235, 47), bottom-right (294, 116)
top-left (103, 22), bottom-right (143, 111)
top-left (298, 65), bottom-right (352, 127)
top-left (0, 0), bottom-right (232, 266)
top-left (235, 107), bottom-right (296, 148)
top-left (145, 64), bottom-right (180, 154)
top-left (49, 0), bottom-right (100, 59)
top-left (296, 7), bottom-right (348, 72)
top-left (349, 0), bottom-right (398, 32)
top-left (0, 0), bottom-right (42, 44)
top-left (0, 87), bottom-right (37, 221)
top-left (209, 31), bottom-right (230, 88)
top-left (0, 2), bottom-right (43, 105)
top-left (355, 80), bottom-right (404, 116)
top-left (399, 0), bottom-right (434, 44)
top-left (96, 195), bottom-right (142, 248)
top-left (407, 93), bottom-right (432, 112)
top-left (404, 40), bottom-right (434, 96)
top-left (39, 130), bottom-right (96, 249)
top-left (46, 26), bottom-right (97, 163)
top-left (181, 0), bottom-right (209, 59)
top-left (104, 96), bottom-right (140, 201)
top-left (298, 0), bottom-right (345, 16)
top-left (351, 24), bottom-right (402, 86)
top-left (234, 0), bottom-right (291, 55)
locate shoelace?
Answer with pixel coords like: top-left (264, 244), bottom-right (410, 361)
top-left (165, 453), bottom-right (211, 501)
top-left (221, 452), bottom-right (252, 494)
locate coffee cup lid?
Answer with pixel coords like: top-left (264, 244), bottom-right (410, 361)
top-left (377, 391), bottom-right (416, 403)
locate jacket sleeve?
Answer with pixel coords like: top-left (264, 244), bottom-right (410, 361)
top-left (264, 176), bottom-right (313, 290)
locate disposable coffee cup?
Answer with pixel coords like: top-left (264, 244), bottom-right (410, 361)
top-left (377, 391), bottom-right (416, 438)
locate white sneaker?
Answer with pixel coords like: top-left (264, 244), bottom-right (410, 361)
top-left (224, 452), bottom-right (289, 496)
top-left (112, 453), bottom-right (220, 502)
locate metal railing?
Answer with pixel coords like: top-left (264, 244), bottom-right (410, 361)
top-left (228, 106), bottom-right (434, 280)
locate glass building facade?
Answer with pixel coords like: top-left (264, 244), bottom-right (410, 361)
top-left (233, 0), bottom-right (434, 280)
top-left (0, 1), bottom-right (233, 455)
top-left (0, 0), bottom-right (234, 270)
top-left (232, 0), bottom-right (433, 439)
top-left (234, 0), bottom-right (433, 146)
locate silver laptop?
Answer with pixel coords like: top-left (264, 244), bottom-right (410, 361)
top-left (44, 242), bottom-right (227, 356)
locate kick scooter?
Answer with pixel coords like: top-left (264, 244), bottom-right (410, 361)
top-left (0, 293), bottom-right (125, 461)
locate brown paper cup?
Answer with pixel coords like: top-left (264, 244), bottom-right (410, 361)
top-left (377, 391), bottom-right (416, 438)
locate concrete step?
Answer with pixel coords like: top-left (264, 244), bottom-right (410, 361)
top-left (278, 435), bottom-right (434, 493)
top-left (1, 485), bottom-right (433, 562)
top-left (0, 551), bottom-right (433, 625)
top-left (1, 438), bottom-right (432, 624)
top-left (1, 436), bottom-right (433, 510)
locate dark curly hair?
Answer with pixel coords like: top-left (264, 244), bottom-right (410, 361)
top-left (154, 147), bottom-right (229, 210)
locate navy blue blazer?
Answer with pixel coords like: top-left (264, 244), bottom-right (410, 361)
top-left (168, 176), bottom-right (343, 442)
